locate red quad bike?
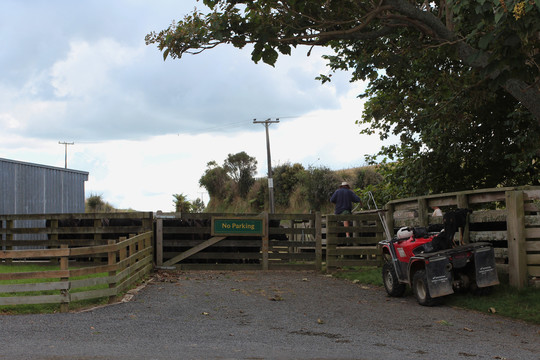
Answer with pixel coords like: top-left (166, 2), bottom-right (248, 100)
top-left (379, 209), bottom-right (499, 306)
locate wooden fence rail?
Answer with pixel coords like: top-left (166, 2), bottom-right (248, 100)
top-left (325, 211), bottom-right (385, 271)
top-left (0, 231), bottom-right (153, 312)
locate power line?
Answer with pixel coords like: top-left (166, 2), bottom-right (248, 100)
top-left (180, 116), bottom-right (299, 136)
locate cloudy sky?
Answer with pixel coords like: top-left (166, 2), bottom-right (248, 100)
top-left (1, 0), bottom-right (392, 212)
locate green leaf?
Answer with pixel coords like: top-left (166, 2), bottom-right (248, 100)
top-left (494, 10), bottom-right (505, 24)
top-left (262, 47), bottom-right (278, 66)
top-left (478, 33), bottom-right (494, 50)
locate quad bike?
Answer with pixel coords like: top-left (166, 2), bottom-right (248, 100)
top-left (376, 207), bottom-right (499, 306)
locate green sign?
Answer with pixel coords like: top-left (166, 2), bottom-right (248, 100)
top-left (212, 217), bottom-right (265, 236)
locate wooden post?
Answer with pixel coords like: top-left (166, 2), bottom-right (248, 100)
top-left (262, 212), bottom-right (269, 270)
top-left (93, 217), bottom-right (103, 241)
top-left (156, 211), bottom-right (163, 266)
top-left (5, 220), bottom-right (13, 264)
top-left (457, 194), bottom-right (470, 244)
top-left (141, 212), bottom-right (154, 264)
top-left (506, 190), bottom-right (528, 289)
top-left (417, 198), bottom-right (428, 227)
top-left (315, 212), bottom-right (322, 272)
top-left (108, 239), bottom-right (118, 304)
top-left (93, 217), bottom-right (102, 264)
top-left (142, 213), bottom-right (153, 232)
top-left (326, 215), bottom-right (337, 273)
top-left (119, 238), bottom-right (127, 273)
top-left (60, 244), bottom-right (69, 313)
top-left (49, 219), bottom-right (59, 264)
top-left (385, 203), bottom-right (394, 239)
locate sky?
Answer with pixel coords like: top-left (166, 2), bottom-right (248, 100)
top-left (1, 0), bottom-right (393, 212)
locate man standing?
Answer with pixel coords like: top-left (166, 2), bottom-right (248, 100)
top-left (330, 182), bottom-right (362, 237)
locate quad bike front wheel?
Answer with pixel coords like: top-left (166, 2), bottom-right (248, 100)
top-left (382, 262), bottom-right (406, 297)
top-left (412, 269), bottom-right (438, 306)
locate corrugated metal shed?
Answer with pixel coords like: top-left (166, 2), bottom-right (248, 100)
top-left (0, 157), bottom-right (89, 215)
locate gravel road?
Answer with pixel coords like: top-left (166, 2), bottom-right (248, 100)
top-left (0, 270), bottom-right (539, 360)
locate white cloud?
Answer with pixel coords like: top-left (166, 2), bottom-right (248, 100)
top-left (0, 0), bottom-right (396, 212)
top-left (50, 39), bottom-right (143, 98)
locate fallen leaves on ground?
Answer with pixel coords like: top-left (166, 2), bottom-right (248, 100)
top-left (153, 271), bottom-right (178, 283)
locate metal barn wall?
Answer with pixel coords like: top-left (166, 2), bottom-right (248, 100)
top-left (1, 157), bottom-right (89, 214)
top-left (1, 158), bottom-right (89, 245)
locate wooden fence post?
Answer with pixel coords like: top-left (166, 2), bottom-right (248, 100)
top-left (60, 244), bottom-right (69, 313)
top-left (385, 204), bottom-right (394, 239)
top-left (315, 212), bottom-right (322, 272)
top-left (506, 190), bottom-right (528, 289)
top-left (108, 239), bottom-right (118, 304)
top-left (457, 194), bottom-right (470, 244)
top-left (119, 238), bottom-right (127, 271)
top-left (262, 212), bottom-right (269, 270)
top-left (418, 198), bottom-right (428, 227)
top-left (49, 219), bottom-right (59, 264)
top-left (326, 215), bottom-right (336, 273)
top-left (156, 211), bottom-right (163, 267)
top-left (5, 220), bottom-right (13, 264)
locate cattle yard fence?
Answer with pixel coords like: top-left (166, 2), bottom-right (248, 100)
top-left (0, 213), bottom-right (153, 312)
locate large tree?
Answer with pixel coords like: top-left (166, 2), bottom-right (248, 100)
top-left (355, 41), bottom-right (540, 194)
top-left (147, 0), bottom-right (540, 195)
top-left (199, 160), bottom-right (231, 200)
top-left (146, 0), bottom-right (540, 122)
top-left (223, 151), bottom-right (258, 197)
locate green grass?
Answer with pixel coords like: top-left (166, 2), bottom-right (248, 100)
top-left (332, 266), bottom-right (540, 325)
top-left (0, 262), bottom-right (110, 314)
top-left (444, 283), bottom-right (540, 324)
top-left (333, 266), bottom-right (384, 286)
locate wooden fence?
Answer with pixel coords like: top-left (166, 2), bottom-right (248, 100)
top-left (384, 186), bottom-right (540, 288)
top-left (0, 212), bottom-right (153, 248)
top-left (3, 187), bottom-right (539, 291)
top-left (325, 210), bottom-right (385, 271)
top-left (0, 232), bottom-right (153, 312)
top-left (0, 212), bottom-right (154, 311)
top-left (155, 212), bottom-right (323, 270)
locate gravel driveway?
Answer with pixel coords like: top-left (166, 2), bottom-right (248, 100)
top-left (1, 270), bottom-right (539, 360)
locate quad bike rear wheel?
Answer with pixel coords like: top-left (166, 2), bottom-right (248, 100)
top-left (382, 262), bottom-right (406, 297)
top-left (412, 269), bottom-right (438, 306)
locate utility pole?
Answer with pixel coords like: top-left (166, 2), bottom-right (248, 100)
top-left (58, 141), bottom-right (74, 168)
top-left (253, 118), bottom-right (279, 213)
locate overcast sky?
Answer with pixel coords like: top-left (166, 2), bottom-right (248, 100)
top-left (1, 0), bottom-right (393, 212)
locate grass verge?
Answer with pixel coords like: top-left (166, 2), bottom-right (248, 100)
top-left (332, 266), bottom-right (540, 325)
